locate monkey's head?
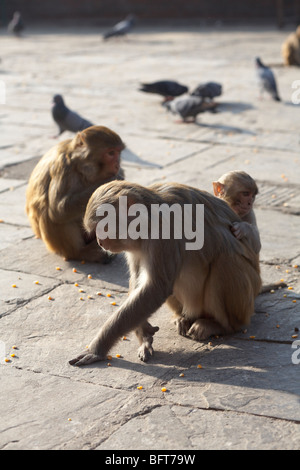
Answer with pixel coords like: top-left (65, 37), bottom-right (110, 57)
top-left (213, 171), bottom-right (258, 218)
top-left (70, 126), bottom-right (125, 184)
top-left (84, 180), bottom-right (147, 254)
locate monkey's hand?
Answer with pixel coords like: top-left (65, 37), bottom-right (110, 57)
top-left (69, 340), bottom-right (105, 366)
top-left (231, 221), bottom-right (246, 240)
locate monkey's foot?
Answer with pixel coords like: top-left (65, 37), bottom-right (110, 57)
top-left (176, 317), bottom-right (192, 337)
top-left (187, 318), bottom-right (226, 341)
top-left (69, 349), bottom-right (104, 366)
top-left (138, 342), bottom-right (154, 362)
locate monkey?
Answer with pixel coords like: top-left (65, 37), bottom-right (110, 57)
top-left (69, 180), bottom-right (262, 366)
top-left (212, 170), bottom-right (286, 294)
top-left (26, 125), bottom-right (125, 262)
top-left (282, 26), bottom-right (300, 66)
top-left (212, 171), bottom-right (261, 254)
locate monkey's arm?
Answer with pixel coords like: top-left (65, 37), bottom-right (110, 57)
top-left (48, 177), bottom-right (100, 224)
top-left (231, 221), bottom-right (261, 254)
top-left (69, 280), bottom-right (171, 366)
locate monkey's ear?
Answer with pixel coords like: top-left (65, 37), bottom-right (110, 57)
top-left (73, 131), bottom-right (86, 148)
top-left (212, 181), bottom-right (225, 197)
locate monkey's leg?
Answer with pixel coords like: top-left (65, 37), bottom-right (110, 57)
top-left (166, 295), bottom-right (191, 337)
top-left (135, 321), bottom-right (159, 362)
top-left (260, 281), bottom-right (287, 294)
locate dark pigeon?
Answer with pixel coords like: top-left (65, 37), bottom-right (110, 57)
top-left (255, 57), bottom-right (281, 101)
top-left (164, 95), bottom-right (217, 122)
top-left (103, 14), bottom-right (136, 40)
top-left (51, 95), bottom-right (93, 136)
top-left (8, 12), bottom-right (24, 36)
top-left (191, 81), bottom-right (222, 100)
top-left (139, 80), bottom-right (189, 102)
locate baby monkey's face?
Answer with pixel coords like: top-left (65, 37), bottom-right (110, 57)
top-left (231, 191), bottom-right (255, 217)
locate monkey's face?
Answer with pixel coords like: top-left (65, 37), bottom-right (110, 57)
top-left (231, 191), bottom-right (255, 217)
top-left (79, 148), bottom-right (121, 183)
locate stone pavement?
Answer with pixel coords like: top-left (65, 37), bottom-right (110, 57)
top-left (0, 24), bottom-right (299, 451)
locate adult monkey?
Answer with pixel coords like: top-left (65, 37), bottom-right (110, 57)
top-left (70, 180), bottom-right (261, 366)
top-left (26, 126), bottom-right (125, 262)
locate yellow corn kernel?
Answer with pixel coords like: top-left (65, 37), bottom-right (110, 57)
top-left (12, 284), bottom-right (17, 288)
top-left (249, 336), bottom-right (256, 339)
top-left (116, 354), bottom-right (122, 358)
top-left (74, 282), bottom-right (79, 287)
top-left (79, 289), bottom-right (84, 293)
top-left (12, 345), bottom-right (17, 350)
top-left (292, 300), bottom-right (297, 303)
top-left (56, 267), bottom-right (61, 271)
top-left (161, 387), bottom-right (167, 392)
top-left (292, 334), bottom-right (298, 339)
top-left (73, 268), bottom-right (77, 273)
top-left (293, 264), bottom-right (298, 268)
top-left (288, 286), bottom-right (293, 290)
top-left (123, 336), bottom-right (127, 340)
top-left (88, 274), bottom-right (92, 279)
top-left (286, 269), bottom-right (290, 273)
top-left (87, 295), bottom-right (93, 300)
top-left (107, 293), bottom-right (112, 297)
top-left (137, 386), bottom-right (143, 390)
top-left (34, 280), bottom-right (39, 285)
top-left (179, 373), bottom-right (185, 377)
top-left (10, 353), bottom-right (16, 358)
top-left (79, 297), bottom-right (84, 301)
top-left (4, 358), bottom-right (10, 363)
top-left (48, 296), bottom-right (53, 300)
top-left (197, 364), bottom-right (202, 369)
top-left (68, 418), bottom-right (72, 422)
top-left (280, 279), bottom-right (284, 282)
top-left (111, 301), bottom-right (116, 306)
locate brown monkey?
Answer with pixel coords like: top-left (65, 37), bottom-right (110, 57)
top-left (213, 171), bottom-right (261, 254)
top-left (282, 26), bottom-right (300, 66)
top-left (69, 180), bottom-right (261, 366)
top-left (26, 126), bottom-right (125, 262)
top-left (213, 170), bottom-right (286, 293)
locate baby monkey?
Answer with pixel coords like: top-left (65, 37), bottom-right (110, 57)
top-left (213, 170), bottom-right (286, 293)
top-left (213, 171), bottom-right (261, 254)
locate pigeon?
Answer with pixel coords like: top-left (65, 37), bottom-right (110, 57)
top-left (190, 81), bottom-right (222, 100)
top-left (8, 11), bottom-right (24, 36)
top-left (51, 95), bottom-right (93, 136)
top-left (139, 80), bottom-right (189, 102)
top-left (103, 14), bottom-right (136, 40)
top-left (255, 57), bottom-right (281, 101)
top-left (164, 95), bottom-right (217, 122)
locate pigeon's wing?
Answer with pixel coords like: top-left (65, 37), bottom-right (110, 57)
top-left (63, 110), bottom-right (93, 133)
top-left (191, 82), bottom-right (222, 98)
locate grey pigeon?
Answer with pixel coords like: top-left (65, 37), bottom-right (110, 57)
top-left (103, 14), bottom-right (136, 40)
top-left (139, 80), bottom-right (189, 102)
top-left (255, 57), bottom-right (281, 101)
top-left (191, 81), bottom-right (222, 100)
top-left (52, 95), bottom-right (93, 136)
top-left (8, 11), bottom-right (24, 36)
top-left (164, 95), bottom-right (217, 122)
